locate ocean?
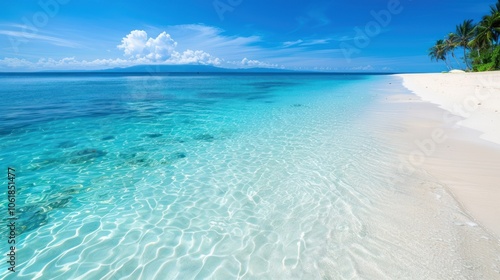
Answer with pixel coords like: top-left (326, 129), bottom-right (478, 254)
top-left (1, 73), bottom-right (498, 279)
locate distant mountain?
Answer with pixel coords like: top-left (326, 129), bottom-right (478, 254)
top-left (99, 64), bottom-right (294, 73)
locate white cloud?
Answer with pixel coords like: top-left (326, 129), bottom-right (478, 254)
top-left (116, 30), bottom-right (221, 66)
top-left (239, 58), bottom-right (278, 68)
top-left (117, 30), bottom-right (177, 61)
top-left (0, 57), bottom-right (132, 70)
top-left (145, 32), bottom-right (177, 60)
top-left (350, 65), bottom-right (374, 71)
top-left (167, 49), bottom-right (221, 65)
top-left (0, 57), bottom-right (32, 68)
top-left (0, 55), bottom-right (280, 71)
top-left (117, 30), bottom-right (148, 57)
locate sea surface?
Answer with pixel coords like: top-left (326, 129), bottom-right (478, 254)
top-left (1, 73), bottom-right (499, 279)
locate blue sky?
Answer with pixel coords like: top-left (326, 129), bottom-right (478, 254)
top-left (0, 0), bottom-right (496, 72)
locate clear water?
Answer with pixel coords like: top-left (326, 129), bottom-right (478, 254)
top-left (1, 73), bottom-right (499, 279)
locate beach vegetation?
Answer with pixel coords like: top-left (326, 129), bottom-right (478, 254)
top-left (429, 40), bottom-right (451, 70)
top-left (471, 45), bottom-right (500, 71)
top-left (429, 0), bottom-right (500, 72)
top-left (444, 33), bottom-right (463, 69)
top-left (455, 19), bottom-right (476, 70)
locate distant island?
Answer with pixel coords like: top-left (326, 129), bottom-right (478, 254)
top-left (1, 65), bottom-right (399, 75)
top-left (97, 64), bottom-right (294, 73)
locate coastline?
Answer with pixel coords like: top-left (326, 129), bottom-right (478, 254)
top-left (397, 72), bottom-right (500, 145)
top-left (389, 72), bottom-right (500, 238)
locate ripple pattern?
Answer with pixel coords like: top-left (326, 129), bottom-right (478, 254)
top-left (0, 74), bottom-right (499, 279)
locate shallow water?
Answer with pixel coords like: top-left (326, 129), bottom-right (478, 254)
top-left (1, 73), bottom-right (499, 279)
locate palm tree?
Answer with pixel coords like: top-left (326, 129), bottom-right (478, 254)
top-left (431, 1), bottom-right (500, 72)
top-left (490, 0), bottom-right (500, 45)
top-left (444, 33), bottom-right (462, 69)
top-left (490, 0), bottom-right (500, 14)
top-left (454, 19), bottom-right (476, 70)
top-left (429, 39), bottom-right (451, 70)
top-left (471, 13), bottom-right (500, 50)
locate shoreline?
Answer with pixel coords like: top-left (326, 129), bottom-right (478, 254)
top-left (396, 72), bottom-right (500, 145)
top-left (389, 72), bottom-right (500, 238)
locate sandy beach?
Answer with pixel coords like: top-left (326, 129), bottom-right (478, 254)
top-left (392, 72), bottom-right (500, 238)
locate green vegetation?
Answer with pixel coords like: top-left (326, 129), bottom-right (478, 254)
top-left (428, 0), bottom-right (500, 72)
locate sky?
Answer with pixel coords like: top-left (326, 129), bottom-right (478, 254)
top-left (0, 0), bottom-right (497, 72)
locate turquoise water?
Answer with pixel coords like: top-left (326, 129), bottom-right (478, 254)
top-left (1, 73), bottom-right (499, 279)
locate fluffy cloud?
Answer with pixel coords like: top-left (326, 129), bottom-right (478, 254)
top-left (117, 30), bottom-right (177, 61)
top-left (118, 30), bottom-right (148, 57)
top-left (240, 58), bottom-right (278, 68)
top-left (167, 49), bottom-right (221, 65)
top-left (0, 57), bottom-right (32, 68)
top-left (116, 30), bottom-right (222, 66)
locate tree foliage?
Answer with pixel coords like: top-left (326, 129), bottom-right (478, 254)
top-left (429, 0), bottom-right (500, 72)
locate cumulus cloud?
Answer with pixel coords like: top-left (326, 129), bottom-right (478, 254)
top-left (145, 32), bottom-right (177, 60)
top-left (118, 30), bottom-right (148, 57)
top-left (116, 30), bottom-right (222, 66)
top-left (167, 49), bottom-right (221, 65)
top-left (240, 58), bottom-right (278, 68)
top-left (117, 30), bottom-right (177, 61)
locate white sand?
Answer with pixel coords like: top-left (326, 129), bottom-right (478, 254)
top-left (392, 72), bottom-right (500, 238)
top-left (397, 72), bottom-right (500, 145)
